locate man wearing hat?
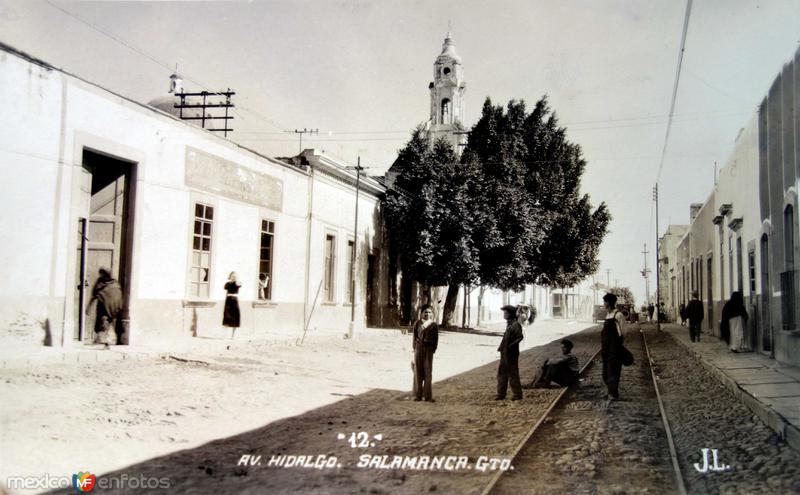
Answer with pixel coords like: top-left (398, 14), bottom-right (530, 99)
top-left (686, 290), bottom-right (704, 342)
top-left (496, 304), bottom-right (524, 401)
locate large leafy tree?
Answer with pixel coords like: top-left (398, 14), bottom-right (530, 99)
top-left (383, 128), bottom-right (479, 319)
top-left (464, 96), bottom-right (610, 290)
top-left (461, 99), bottom-right (542, 291)
top-left (383, 96), bottom-right (610, 327)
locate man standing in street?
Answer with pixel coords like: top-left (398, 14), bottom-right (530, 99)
top-left (647, 303), bottom-right (655, 322)
top-left (496, 305), bottom-right (524, 401)
top-left (686, 290), bottom-right (704, 342)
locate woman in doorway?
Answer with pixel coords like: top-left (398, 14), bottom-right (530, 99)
top-left (223, 272), bottom-right (242, 338)
top-left (721, 291), bottom-right (749, 352)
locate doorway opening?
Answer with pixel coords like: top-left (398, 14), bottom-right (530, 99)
top-left (74, 149), bottom-right (136, 345)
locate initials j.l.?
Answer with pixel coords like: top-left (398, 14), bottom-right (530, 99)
top-left (693, 448), bottom-right (730, 473)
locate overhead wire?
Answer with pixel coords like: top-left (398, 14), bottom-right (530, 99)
top-left (655, 0), bottom-right (693, 184)
top-left (43, 0), bottom-right (288, 133)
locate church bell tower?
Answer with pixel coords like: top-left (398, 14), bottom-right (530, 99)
top-left (428, 32), bottom-right (466, 151)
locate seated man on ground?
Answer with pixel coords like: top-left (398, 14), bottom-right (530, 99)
top-left (525, 339), bottom-right (579, 389)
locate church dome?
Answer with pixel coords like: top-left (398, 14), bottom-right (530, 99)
top-left (147, 95), bottom-right (181, 117)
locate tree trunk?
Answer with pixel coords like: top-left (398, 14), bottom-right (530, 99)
top-left (477, 286), bottom-right (486, 327)
top-left (400, 275), bottom-right (413, 325)
top-left (462, 284), bottom-right (469, 329)
top-left (441, 283), bottom-right (460, 329)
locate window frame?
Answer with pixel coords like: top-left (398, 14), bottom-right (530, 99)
top-left (258, 218), bottom-right (276, 301)
top-left (345, 237), bottom-right (355, 304)
top-left (323, 231), bottom-right (337, 303)
top-left (187, 199), bottom-right (216, 300)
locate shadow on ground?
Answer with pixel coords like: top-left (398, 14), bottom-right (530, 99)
top-left (47, 327), bottom-right (601, 495)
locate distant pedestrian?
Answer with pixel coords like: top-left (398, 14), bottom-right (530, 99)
top-left (658, 302), bottom-right (667, 322)
top-left (412, 304), bottom-right (439, 402)
top-left (721, 291), bottom-right (749, 352)
top-left (647, 303), bottom-right (655, 322)
top-left (87, 268), bottom-right (123, 347)
top-left (686, 291), bottom-right (704, 342)
top-left (525, 339), bottom-right (579, 389)
top-left (679, 303), bottom-right (687, 326)
top-left (601, 293), bottom-right (626, 400)
top-left (223, 271), bottom-right (241, 338)
top-left (496, 305), bottom-right (524, 401)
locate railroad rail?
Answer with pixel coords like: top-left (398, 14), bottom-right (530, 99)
top-left (482, 325), bottom-right (688, 495)
top-left (479, 347), bottom-right (601, 495)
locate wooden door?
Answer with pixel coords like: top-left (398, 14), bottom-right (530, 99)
top-left (76, 165), bottom-right (126, 342)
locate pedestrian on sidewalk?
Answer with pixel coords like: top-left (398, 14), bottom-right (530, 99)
top-left (601, 293), bottom-right (626, 401)
top-left (524, 339), bottom-right (579, 389)
top-left (658, 302), bottom-right (667, 322)
top-left (223, 271), bottom-right (241, 338)
top-left (412, 304), bottom-right (439, 402)
top-left (496, 305), bottom-right (524, 401)
top-left (686, 291), bottom-right (704, 342)
top-left (679, 303), bottom-right (687, 326)
top-left (647, 303), bottom-right (655, 322)
top-left (721, 291), bottom-right (749, 352)
top-left (87, 268), bottom-right (123, 348)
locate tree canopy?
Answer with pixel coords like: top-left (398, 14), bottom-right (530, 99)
top-left (382, 95), bottom-right (611, 315)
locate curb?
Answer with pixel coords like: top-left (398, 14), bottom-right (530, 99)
top-left (662, 327), bottom-right (800, 452)
top-left (0, 349), bottom-right (166, 370)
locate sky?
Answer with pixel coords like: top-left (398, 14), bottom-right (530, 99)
top-left (2, 0), bottom-right (799, 305)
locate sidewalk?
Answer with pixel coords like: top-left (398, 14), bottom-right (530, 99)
top-left (660, 322), bottom-right (800, 451)
top-left (0, 342), bottom-right (165, 369)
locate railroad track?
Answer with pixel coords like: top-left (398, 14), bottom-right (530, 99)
top-left (481, 324), bottom-right (688, 495)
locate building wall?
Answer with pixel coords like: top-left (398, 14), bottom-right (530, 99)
top-left (758, 47), bottom-right (800, 365)
top-left (0, 45), bottom-right (386, 351)
top-left (712, 113), bottom-right (761, 344)
top-left (665, 46), bottom-right (800, 368)
top-left (659, 225), bottom-right (688, 321)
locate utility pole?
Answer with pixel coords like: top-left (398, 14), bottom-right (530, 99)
top-left (606, 269), bottom-right (611, 290)
top-left (289, 128), bottom-right (319, 153)
top-left (641, 243), bottom-right (651, 305)
top-left (346, 157), bottom-right (364, 339)
top-left (654, 184), bottom-right (661, 332)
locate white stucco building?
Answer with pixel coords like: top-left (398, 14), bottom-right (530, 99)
top-left (0, 42), bottom-right (390, 351)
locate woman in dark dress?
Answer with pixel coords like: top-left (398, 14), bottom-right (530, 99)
top-left (721, 291), bottom-right (749, 352)
top-left (223, 271), bottom-right (241, 338)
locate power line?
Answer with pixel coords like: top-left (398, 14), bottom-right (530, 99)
top-left (229, 109), bottom-right (751, 136)
top-left (43, 0), bottom-right (288, 133)
top-left (655, 0), bottom-right (693, 183)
